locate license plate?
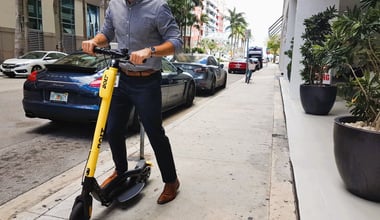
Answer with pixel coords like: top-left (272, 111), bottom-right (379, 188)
top-left (50, 91), bottom-right (68, 103)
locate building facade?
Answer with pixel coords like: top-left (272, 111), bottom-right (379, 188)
top-left (0, 0), bottom-right (228, 63)
top-left (278, 0), bottom-right (361, 100)
top-left (0, 0), bottom-right (107, 63)
top-left (183, 0), bottom-right (226, 50)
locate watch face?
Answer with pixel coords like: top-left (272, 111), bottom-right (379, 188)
top-left (150, 47), bottom-right (156, 54)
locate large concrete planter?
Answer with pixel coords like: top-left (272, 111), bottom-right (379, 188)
top-left (334, 116), bottom-right (380, 202)
top-left (300, 84), bottom-right (337, 115)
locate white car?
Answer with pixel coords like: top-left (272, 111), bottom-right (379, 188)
top-left (0, 51), bottom-right (67, 78)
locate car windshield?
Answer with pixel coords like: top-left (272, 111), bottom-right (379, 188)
top-left (20, 51), bottom-right (47, 59)
top-left (54, 53), bottom-right (109, 68)
top-left (175, 54), bottom-right (208, 64)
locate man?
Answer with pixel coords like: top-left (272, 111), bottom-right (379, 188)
top-left (82, 0), bottom-right (182, 204)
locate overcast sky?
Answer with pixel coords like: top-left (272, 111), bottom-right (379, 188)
top-left (224, 0), bottom-right (284, 49)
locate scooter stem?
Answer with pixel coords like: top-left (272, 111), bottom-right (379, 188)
top-left (86, 66), bottom-right (118, 178)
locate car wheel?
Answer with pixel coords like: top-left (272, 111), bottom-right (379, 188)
top-left (221, 74), bottom-right (227, 89)
top-left (184, 81), bottom-right (195, 108)
top-left (208, 78), bottom-right (216, 95)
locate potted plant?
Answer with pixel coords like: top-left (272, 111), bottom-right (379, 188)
top-left (299, 6), bottom-right (338, 115)
top-left (325, 0), bottom-right (380, 202)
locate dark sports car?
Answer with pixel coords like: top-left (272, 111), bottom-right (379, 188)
top-left (22, 52), bottom-right (195, 130)
top-left (171, 53), bottom-right (227, 95)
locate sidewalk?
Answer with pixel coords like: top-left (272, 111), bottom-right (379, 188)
top-left (1, 64), bottom-right (295, 220)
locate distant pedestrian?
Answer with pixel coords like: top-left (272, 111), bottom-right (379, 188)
top-left (245, 58), bottom-right (256, 84)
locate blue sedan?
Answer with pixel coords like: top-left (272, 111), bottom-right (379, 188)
top-left (22, 52), bottom-right (195, 130)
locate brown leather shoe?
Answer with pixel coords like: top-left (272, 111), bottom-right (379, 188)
top-left (157, 178), bottom-right (180, 204)
top-left (100, 171), bottom-right (118, 189)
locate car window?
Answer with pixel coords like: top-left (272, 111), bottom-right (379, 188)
top-left (54, 53), bottom-right (109, 69)
top-left (20, 51), bottom-right (47, 59)
top-left (208, 56), bottom-right (217, 65)
top-left (161, 58), bottom-right (176, 73)
top-left (49, 53), bottom-right (66, 59)
top-left (198, 57), bottom-right (208, 64)
top-left (175, 54), bottom-right (208, 64)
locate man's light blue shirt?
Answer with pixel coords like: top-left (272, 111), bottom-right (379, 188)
top-left (101, 0), bottom-right (183, 71)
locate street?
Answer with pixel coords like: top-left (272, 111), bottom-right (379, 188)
top-left (0, 72), bottom-right (243, 205)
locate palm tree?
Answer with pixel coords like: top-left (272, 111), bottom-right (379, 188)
top-left (194, 13), bottom-right (209, 48)
top-left (234, 24), bottom-right (248, 54)
top-left (167, 0), bottom-right (203, 51)
top-left (267, 35), bottom-right (281, 62)
top-left (225, 7), bottom-right (247, 58)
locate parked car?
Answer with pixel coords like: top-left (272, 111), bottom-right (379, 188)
top-left (171, 53), bottom-right (227, 95)
top-left (1, 51), bottom-right (67, 78)
top-left (228, 58), bottom-right (260, 74)
top-left (22, 52), bottom-right (195, 131)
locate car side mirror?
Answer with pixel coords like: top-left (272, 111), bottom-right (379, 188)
top-left (44, 57), bottom-right (53, 61)
top-left (220, 64), bottom-right (224, 68)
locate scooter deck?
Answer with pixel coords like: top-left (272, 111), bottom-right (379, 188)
top-left (117, 182), bottom-right (145, 202)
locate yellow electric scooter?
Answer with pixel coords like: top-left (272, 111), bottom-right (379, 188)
top-left (69, 47), bottom-right (152, 220)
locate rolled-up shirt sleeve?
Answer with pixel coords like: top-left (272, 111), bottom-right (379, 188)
top-left (157, 4), bottom-right (183, 53)
top-left (100, 7), bottom-right (115, 43)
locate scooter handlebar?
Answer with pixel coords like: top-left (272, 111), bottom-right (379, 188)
top-left (93, 47), bottom-right (129, 59)
top-left (93, 47), bottom-right (147, 63)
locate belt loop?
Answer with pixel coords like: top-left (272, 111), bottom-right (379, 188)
top-left (139, 71), bottom-right (142, 77)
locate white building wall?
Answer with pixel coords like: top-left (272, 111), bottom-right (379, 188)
top-left (280, 0), bottom-right (339, 101)
top-left (0, 1), bottom-right (17, 28)
top-left (42, 0), bottom-right (55, 33)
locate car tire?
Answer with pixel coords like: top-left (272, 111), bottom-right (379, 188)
top-left (221, 74), bottom-right (227, 89)
top-left (184, 81), bottom-right (195, 108)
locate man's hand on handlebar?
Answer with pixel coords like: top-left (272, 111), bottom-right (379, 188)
top-left (82, 40), bottom-right (98, 56)
top-left (130, 48), bottom-right (151, 65)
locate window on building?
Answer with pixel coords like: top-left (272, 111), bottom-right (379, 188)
top-left (61, 0), bottom-right (76, 52)
top-left (28, 0), bottom-right (43, 30)
top-left (28, 0), bottom-right (44, 51)
top-left (86, 4), bottom-right (100, 39)
top-left (61, 0), bottom-right (75, 34)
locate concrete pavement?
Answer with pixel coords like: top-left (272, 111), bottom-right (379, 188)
top-left (1, 64), bottom-right (296, 220)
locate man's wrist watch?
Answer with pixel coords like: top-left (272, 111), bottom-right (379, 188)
top-left (150, 46), bottom-right (156, 57)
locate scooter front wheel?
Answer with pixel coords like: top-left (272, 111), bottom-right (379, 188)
top-left (69, 195), bottom-right (93, 220)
